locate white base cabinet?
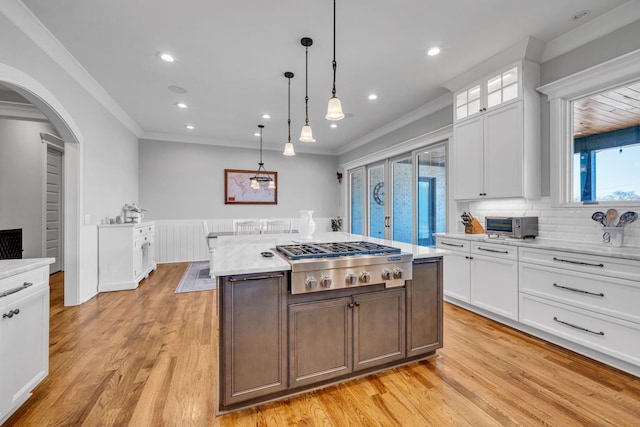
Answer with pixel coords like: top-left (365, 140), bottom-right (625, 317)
top-left (98, 222), bottom-right (156, 292)
top-left (0, 260), bottom-right (52, 424)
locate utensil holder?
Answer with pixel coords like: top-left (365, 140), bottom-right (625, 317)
top-left (599, 227), bottom-right (623, 248)
top-left (465, 218), bottom-right (485, 234)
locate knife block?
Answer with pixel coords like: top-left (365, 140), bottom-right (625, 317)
top-left (465, 218), bottom-right (485, 234)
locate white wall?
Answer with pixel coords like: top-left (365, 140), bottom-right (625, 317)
top-left (139, 139), bottom-right (340, 220)
top-left (1, 5), bottom-right (140, 304)
top-left (0, 118), bottom-right (59, 258)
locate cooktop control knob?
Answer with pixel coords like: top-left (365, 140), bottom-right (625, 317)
top-left (305, 276), bottom-right (318, 289)
top-left (393, 268), bottom-right (403, 279)
top-left (381, 269), bottom-right (392, 280)
top-left (360, 272), bottom-right (371, 283)
top-left (320, 274), bottom-right (332, 288)
top-left (345, 273), bottom-right (357, 286)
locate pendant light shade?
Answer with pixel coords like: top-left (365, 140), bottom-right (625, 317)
top-left (250, 124), bottom-right (276, 189)
top-left (326, 0), bottom-right (344, 121)
top-left (299, 37), bottom-right (316, 142)
top-left (283, 71), bottom-right (296, 156)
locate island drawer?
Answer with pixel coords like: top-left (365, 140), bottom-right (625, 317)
top-left (0, 267), bottom-right (48, 296)
top-left (519, 293), bottom-right (640, 367)
top-left (519, 263), bottom-right (640, 324)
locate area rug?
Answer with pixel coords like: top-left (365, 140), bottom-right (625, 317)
top-left (175, 261), bottom-right (217, 293)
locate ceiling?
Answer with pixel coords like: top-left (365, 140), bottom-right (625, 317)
top-left (16, 0), bottom-right (635, 155)
top-left (574, 82), bottom-right (640, 137)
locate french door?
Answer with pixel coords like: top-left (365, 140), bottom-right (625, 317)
top-left (348, 143), bottom-right (447, 246)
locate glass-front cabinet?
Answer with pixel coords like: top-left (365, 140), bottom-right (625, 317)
top-left (454, 62), bottom-right (521, 123)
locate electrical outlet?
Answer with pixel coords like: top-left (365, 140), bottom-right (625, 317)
top-left (84, 214), bottom-right (91, 225)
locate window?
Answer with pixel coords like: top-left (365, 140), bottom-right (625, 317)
top-left (572, 84), bottom-right (640, 202)
top-left (538, 49), bottom-right (640, 206)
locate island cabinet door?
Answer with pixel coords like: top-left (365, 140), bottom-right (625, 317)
top-left (220, 272), bottom-right (287, 407)
top-left (289, 297), bottom-right (353, 388)
top-left (353, 288), bottom-right (406, 371)
top-left (406, 258), bottom-right (443, 358)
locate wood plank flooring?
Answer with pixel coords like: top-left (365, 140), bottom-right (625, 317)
top-left (6, 262), bottom-right (640, 426)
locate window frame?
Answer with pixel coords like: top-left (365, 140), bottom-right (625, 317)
top-left (538, 49), bottom-right (640, 207)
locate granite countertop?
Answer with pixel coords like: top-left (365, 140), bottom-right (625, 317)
top-left (435, 233), bottom-right (640, 261)
top-left (212, 232), bottom-right (448, 277)
top-left (0, 258), bottom-right (55, 280)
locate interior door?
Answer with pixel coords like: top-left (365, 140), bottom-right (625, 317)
top-left (45, 146), bottom-right (63, 273)
top-left (391, 157), bottom-right (412, 243)
top-left (368, 164), bottom-right (386, 239)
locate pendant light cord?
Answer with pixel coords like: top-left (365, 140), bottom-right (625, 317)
top-left (288, 76), bottom-right (292, 142)
top-left (331, 0), bottom-right (337, 97)
top-left (305, 44), bottom-right (310, 126)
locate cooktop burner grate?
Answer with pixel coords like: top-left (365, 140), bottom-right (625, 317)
top-left (275, 241), bottom-right (401, 260)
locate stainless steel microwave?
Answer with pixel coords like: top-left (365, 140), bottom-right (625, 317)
top-left (485, 216), bottom-right (538, 239)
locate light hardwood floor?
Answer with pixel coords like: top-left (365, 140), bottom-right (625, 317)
top-left (6, 263), bottom-right (640, 426)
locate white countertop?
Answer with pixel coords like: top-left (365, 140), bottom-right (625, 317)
top-left (0, 258), bottom-right (55, 280)
top-left (436, 233), bottom-right (640, 261)
top-left (212, 232), bottom-right (447, 277)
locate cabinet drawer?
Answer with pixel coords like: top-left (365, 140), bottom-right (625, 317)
top-left (520, 294), bottom-right (640, 367)
top-left (134, 223), bottom-right (154, 237)
top-left (0, 267), bottom-right (48, 297)
top-left (519, 247), bottom-right (640, 281)
top-left (436, 237), bottom-right (469, 253)
top-left (471, 241), bottom-right (517, 261)
top-left (519, 264), bottom-right (640, 324)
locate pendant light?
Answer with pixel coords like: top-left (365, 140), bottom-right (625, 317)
top-left (250, 125), bottom-right (276, 190)
top-left (326, 0), bottom-right (345, 121)
top-left (299, 37), bottom-right (316, 142)
top-left (283, 71), bottom-right (295, 156)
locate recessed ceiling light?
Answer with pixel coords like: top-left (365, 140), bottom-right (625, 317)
top-left (168, 85), bottom-right (188, 94)
top-left (572, 10), bottom-right (590, 21)
top-left (426, 46), bottom-right (441, 56)
top-left (159, 52), bottom-right (175, 62)
top-left (262, 114), bottom-right (271, 119)
top-left (254, 132), bottom-right (261, 136)
top-left (185, 125), bottom-right (194, 130)
top-left (368, 94), bottom-right (377, 100)
top-left (176, 103), bottom-right (187, 109)
top-left (330, 123), bottom-right (337, 128)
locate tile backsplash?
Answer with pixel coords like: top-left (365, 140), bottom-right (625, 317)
top-left (460, 197), bottom-right (640, 248)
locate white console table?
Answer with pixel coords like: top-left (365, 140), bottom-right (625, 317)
top-left (98, 222), bottom-right (156, 292)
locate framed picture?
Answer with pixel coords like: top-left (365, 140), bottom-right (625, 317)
top-left (224, 169), bottom-right (278, 204)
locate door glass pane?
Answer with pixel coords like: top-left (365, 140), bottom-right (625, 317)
top-left (468, 85), bottom-right (480, 101)
top-left (350, 169), bottom-right (364, 234)
top-left (392, 158), bottom-right (412, 244)
top-left (468, 99), bottom-right (481, 116)
top-left (456, 92), bottom-right (467, 107)
top-left (417, 145), bottom-right (447, 247)
top-left (368, 165), bottom-right (385, 238)
top-left (503, 67), bottom-right (518, 86)
top-left (487, 91), bottom-right (501, 108)
top-left (503, 83), bottom-right (518, 102)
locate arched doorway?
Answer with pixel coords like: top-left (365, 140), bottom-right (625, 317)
top-left (1, 63), bottom-right (83, 306)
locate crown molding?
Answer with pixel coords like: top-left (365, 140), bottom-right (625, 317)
top-left (140, 132), bottom-right (338, 156)
top-left (336, 93), bottom-right (452, 156)
top-left (0, 100), bottom-right (47, 121)
top-left (1, 0), bottom-right (143, 136)
top-left (541, 1), bottom-right (640, 63)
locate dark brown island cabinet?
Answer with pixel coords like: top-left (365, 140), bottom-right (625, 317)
top-left (217, 257), bottom-right (443, 413)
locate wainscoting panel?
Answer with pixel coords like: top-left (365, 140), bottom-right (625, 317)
top-left (154, 218), bottom-right (332, 264)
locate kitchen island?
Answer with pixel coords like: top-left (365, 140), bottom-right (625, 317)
top-left (212, 232), bottom-right (447, 413)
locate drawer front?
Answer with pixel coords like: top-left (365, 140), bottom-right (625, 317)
top-left (134, 223), bottom-right (154, 238)
top-left (520, 294), bottom-right (640, 367)
top-left (0, 267), bottom-right (48, 297)
top-left (519, 264), bottom-right (640, 324)
top-left (471, 241), bottom-right (517, 261)
top-left (436, 237), bottom-right (469, 253)
top-left (519, 247), bottom-right (640, 281)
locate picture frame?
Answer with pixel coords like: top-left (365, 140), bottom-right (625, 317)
top-left (224, 169), bottom-right (278, 204)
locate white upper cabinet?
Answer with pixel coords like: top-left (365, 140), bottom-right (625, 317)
top-left (455, 63), bottom-right (522, 122)
top-left (452, 60), bottom-right (540, 200)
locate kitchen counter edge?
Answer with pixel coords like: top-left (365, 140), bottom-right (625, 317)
top-left (0, 258), bottom-right (56, 280)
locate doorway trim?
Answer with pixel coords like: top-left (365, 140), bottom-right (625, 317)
top-left (1, 62), bottom-right (84, 306)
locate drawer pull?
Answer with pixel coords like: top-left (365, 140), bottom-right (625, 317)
top-left (552, 257), bottom-right (604, 268)
top-left (440, 242), bottom-right (464, 248)
top-left (477, 247), bottom-right (509, 254)
top-left (553, 317), bottom-right (604, 336)
top-left (553, 283), bottom-right (604, 297)
top-left (0, 282), bottom-right (33, 299)
top-left (2, 309), bottom-right (20, 318)
top-left (228, 273), bottom-right (284, 282)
